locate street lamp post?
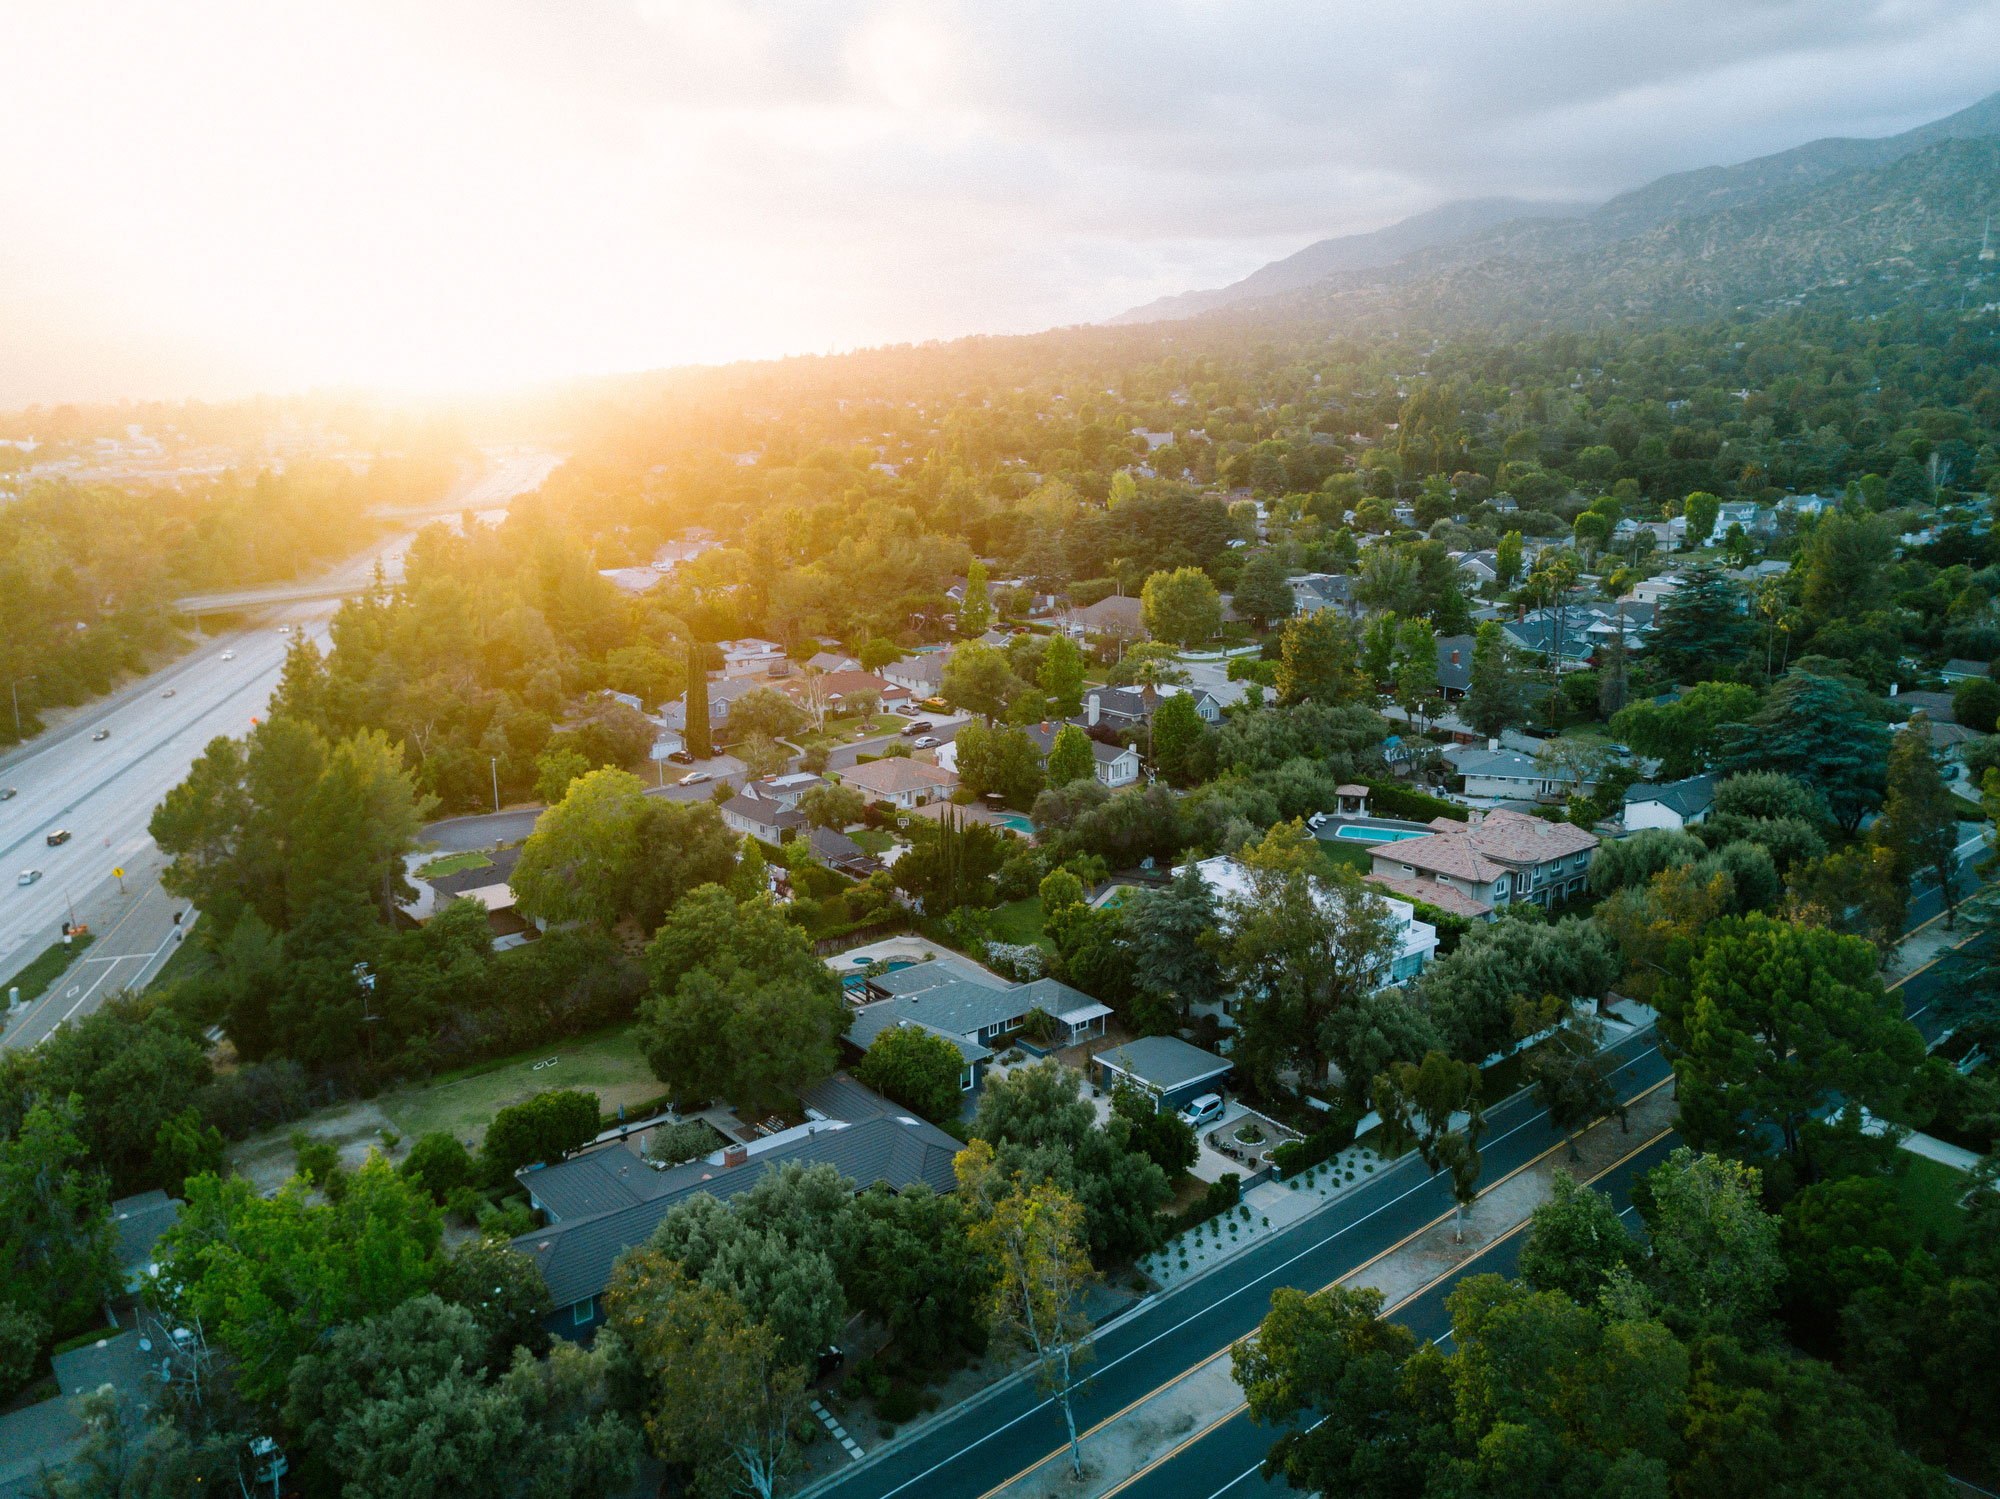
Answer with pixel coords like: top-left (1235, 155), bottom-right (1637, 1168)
top-left (490, 756), bottom-right (500, 813)
top-left (7, 676), bottom-right (33, 738)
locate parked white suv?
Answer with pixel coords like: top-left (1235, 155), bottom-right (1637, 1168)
top-left (1178, 1093), bottom-right (1225, 1129)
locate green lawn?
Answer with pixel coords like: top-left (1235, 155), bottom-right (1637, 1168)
top-left (377, 1022), bottom-right (665, 1145)
top-left (848, 828), bottom-right (896, 855)
top-left (1317, 841), bottom-right (1374, 873)
top-left (1951, 793), bottom-right (1986, 822)
top-left (1894, 1154), bottom-right (1970, 1245)
top-left (6, 934), bottom-right (95, 1006)
top-left (416, 849), bottom-right (493, 880)
top-left (987, 897), bottom-right (1050, 951)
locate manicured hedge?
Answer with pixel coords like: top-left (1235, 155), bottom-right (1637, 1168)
top-left (1272, 1106), bottom-right (1364, 1178)
top-left (1165, 1172), bottom-right (1242, 1234)
top-left (1360, 778), bottom-right (1467, 823)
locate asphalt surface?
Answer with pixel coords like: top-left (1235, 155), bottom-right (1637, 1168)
top-left (0, 452), bottom-right (559, 1047)
top-left (809, 1027), bottom-right (1674, 1499)
top-left (807, 836), bottom-right (1991, 1499)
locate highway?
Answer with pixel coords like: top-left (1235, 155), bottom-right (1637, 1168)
top-left (0, 451), bottom-right (560, 1047)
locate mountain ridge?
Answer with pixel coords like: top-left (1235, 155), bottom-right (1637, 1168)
top-left (1111, 87), bottom-right (2000, 326)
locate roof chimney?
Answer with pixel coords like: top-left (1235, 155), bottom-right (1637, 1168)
top-left (722, 1144), bottom-right (748, 1168)
top-left (1086, 694), bottom-right (1100, 726)
top-left (1487, 737), bottom-right (1498, 752)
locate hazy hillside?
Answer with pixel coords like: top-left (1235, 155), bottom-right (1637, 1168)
top-left (1272, 136), bottom-right (2000, 330)
top-left (1107, 197), bottom-right (1587, 325)
top-left (1116, 88), bottom-right (2000, 326)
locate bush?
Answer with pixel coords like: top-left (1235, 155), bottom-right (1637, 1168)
top-left (445, 1184), bottom-right (485, 1227)
top-left (479, 1088), bottom-right (601, 1186)
top-left (646, 1119), bottom-right (725, 1168)
top-left (398, 1132), bottom-right (474, 1203)
top-left (1271, 1110), bottom-right (1362, 1179)
top-left (877, 1380), bottom-right (923, 1423)
top-left (0, 1306), bottom-right (47, 1400)
top-left (198, 1060), bottom-right (311, 1139)
top-left (291, 1131), bottom-right (339, 1187)
top-left (1360, 779), bottom-right (1466, 823)
top-left (1166, 1173), bottom-right (1242, 1234)
top-left (855, 1025), bottom-right (966, 1124)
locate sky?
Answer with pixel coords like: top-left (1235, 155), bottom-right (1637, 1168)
top-left (2, 1), bottom-right (1997, 406)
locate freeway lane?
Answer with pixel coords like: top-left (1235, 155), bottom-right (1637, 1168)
top-left (0, 451), bottom-right (560, 1044)
top-left (1110, 1130), bottom-right (1681, 1499)
top-left (810, 1030), bottom-right (1672, 1499)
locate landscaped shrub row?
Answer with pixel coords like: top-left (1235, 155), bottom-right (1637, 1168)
top-left (1271, 1107), bottom-right (1363, 1179)
top-left (1360, 778), bottom-right (1467, 823)
top-left (1165, 1171), bottom-right (1241, 1234)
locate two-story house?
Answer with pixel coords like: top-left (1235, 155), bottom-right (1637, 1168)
top-left (1368, 809), bottom-right (1599, 911)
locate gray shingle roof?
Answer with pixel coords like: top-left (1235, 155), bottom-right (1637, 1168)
top-left (1093, 1036), bottom-right (1233, 1094)
top-left (110, 1190), bottom-right (180, 1276)
top-left (849, 979), bottom-right (1030, 1046)
top-left (514, 1080), bottom-right (962, 1308)
top-left (1624, 773), bottom-right (1716, 818)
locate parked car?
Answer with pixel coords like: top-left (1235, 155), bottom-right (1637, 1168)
top-left (677, 770), bottom-right (711, 787)
top-left (895, 703), bottom-right (922, 717)
top-left (91, 729), bottom-right (110, 741)
top-left (900, 721), bottom-right (933, 737)
top-left (46, 830), bottom-right (71, 846)
top-left (913, 736), bottom-right (939, 749)
top-left (665, 749), bottom-right (695, 765)
top-left (17, 870), bottom-right (40, 887)
top-left (1178, 1093), bottom-right (1225, 1130)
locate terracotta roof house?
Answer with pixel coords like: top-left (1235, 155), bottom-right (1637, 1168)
top-left (1368, 808), bottom-right (1599, 911)
top-left (514, 1076), bottom-right (961, 1339)
top-left (835, 757), bottom-right (959, 808)
top-left (1364, 869), bottom-right (1495, 921)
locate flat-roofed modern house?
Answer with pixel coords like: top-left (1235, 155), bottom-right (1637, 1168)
top-left (514, 1076), bottom-right (960, 1340)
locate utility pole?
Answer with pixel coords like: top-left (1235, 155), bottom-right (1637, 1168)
top-left (491, 756), bottom-right (500, 813)
top-left (7, 675), bottom-right (33, 738)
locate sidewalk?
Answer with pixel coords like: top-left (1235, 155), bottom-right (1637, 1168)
top-left (983, 1084), bottom-right (1678, 1499)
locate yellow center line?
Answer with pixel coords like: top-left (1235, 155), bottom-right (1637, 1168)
top-left (974, 1077), bottom-right (1673, 1499)
top-left (1094, 1123), bottom-right (1677, 1499)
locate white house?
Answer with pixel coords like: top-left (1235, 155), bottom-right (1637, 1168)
top-left (835, 757), bottom-right (959, 809)
top-left (1178, 854), bottom-right (1438, 990)
top-left (1622, 774), bottom-right (1716, 832)
top-left (1449, 744), bottom-right (1601, 802)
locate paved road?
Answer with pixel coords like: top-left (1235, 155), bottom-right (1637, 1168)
top-left (1111, 1130), bottom-right (1680, 1499)
top-left (0, 451), bottom-right (560, 1046)
top-left (808, 1028), bottom-right (1673, 1499)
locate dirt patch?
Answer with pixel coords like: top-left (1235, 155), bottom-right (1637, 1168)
top-left (226, 1100), bottom-right (402, 1196)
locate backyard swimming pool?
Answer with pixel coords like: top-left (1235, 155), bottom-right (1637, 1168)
top-left (997, 814), bottom-right (1035, 834)
top-left (1331, 825), bottom-right (1429, 842)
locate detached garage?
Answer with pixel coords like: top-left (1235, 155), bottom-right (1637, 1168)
top-left (1092, 1036), bottom-right (1233, 1113)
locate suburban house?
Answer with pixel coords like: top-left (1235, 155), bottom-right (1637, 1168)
top-left (1500, 609), bottom-right (1606, 670)
top-left (1627, 575), bottom-right (1683, 606)
top-left (1078, 683), bottom-right (1223, 731)
top-left (400, 846), bottom-right (533, 946)
top-left (1369, 809), bottom-right (1600, 911)
top-left (660, 672), bottom-right (775, 736)
top-left (1092, 1036), bottom-right (1234, 1113)
top-left (719, 772), bottom-right (825, 841)
top-left (792, 669), bottom-right (911, 713)
top-left (806, 826), bottom-right (878, 876)
top-left (1890, 688), bottom-right (1956, 723)
top-left (1435, 634), bottom-right (1476, 697)
top-left (109, 1190), bottom-right (182, 1305)
top-left (717, 638), bottom-right (789, 678)
top-left (1941, 658), bottom-right (1992, 683)
top-left (845, 954), bottom-right (1113, 1082)
top-left (514, 1076), bottom-right (963, 1339)
top-left (1448, 743), bottom-right (1601, 801)
top-left (882, 652), bottom-right (949, 697)
top-left (1062, 594), bottom-right (1148, 640)
top-left (1906, 714), bottom-right (1978, 769)
top-left (1623, 774), bottom-right (1717, 832)
top-left (1176, 854), bottom-right (1439, 990)
top-left (835, 757), bottom-right (959, 808)
top-left (1454, 551), bottom-right (1500, 588)
top-left (805, 650), bottom-right (861, 674)
top-left (1363, 868), bottom-right (1497, 921)
top-left (1017, 721), bottom-right (1142, 787)
top-left (1289, 572), bottom-right (1357, 617)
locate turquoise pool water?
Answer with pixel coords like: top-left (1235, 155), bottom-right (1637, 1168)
top-left (998, 814), bottom-right (1035, 833)
top-left (1333, 826), bottom-right (1428, 842)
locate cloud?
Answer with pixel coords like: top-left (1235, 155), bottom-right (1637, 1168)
top-left (0, 0), bottom-right (1993, 403)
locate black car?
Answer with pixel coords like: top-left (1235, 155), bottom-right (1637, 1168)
top-left (666, 749), bottom-right (695, 765)
top-left (47, 829), bottom-right (71, 846)
top-left (900, 721), bottom-right (933, 737)
top-left (0, 788), bottom-right (14, 801)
